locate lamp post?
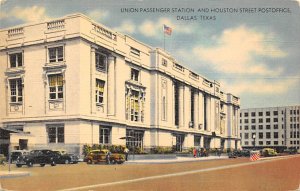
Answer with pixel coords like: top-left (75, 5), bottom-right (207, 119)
top-left (252, 134), bottom-right (256, 150)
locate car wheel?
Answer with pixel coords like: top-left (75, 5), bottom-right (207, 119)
top-left (51, 161), bottom-right (56, 166)
top-left (27, 161), bottom-right (33, 167)
top-left (111, 159), bottom-right (116, 164)
top-left (64, 159), bottom-right (70, 164)
top-left (40, 164), bottom-right (45, 167)
top-left (16, 164), bottom-right (22, 168)
top-left (87, 159), bottom-right (92, 164)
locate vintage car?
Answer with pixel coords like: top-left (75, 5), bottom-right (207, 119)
top-left (0, 154), bottom-right (6, 165)
top-left (261, 148), bottom-right (278, 157)
top-left (16, 149), bottom-right (59, 167)
top-left (10, 150), bottom-right (30, 163)
top-left (52, 149), bottom-right (79, 164)
top-left (283, 147), bottom-right (298, 154)
top-left (85, 149), bottom-right (125, 164)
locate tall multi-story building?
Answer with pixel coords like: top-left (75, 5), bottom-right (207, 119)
top-left (0, 14), bottom-right (240, 157)
top-left (240, 106), bottom-right (300, 151)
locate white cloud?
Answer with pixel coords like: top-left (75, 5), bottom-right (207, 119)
top-left (138, 17), bottom-right (193, 38)
top-left (192, 25), bottom-right (286, 76)
top-left (10, 6), bottom-right (50, 23)
top-left (87, 10), bottom-right (109, 22)
top-left (220, 78), bottom-right (298, 95)
top-left (113, 20), bottom-right (136, 34)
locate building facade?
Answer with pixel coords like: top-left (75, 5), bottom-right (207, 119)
top-left (240, 106), bottom-right (300, 151)
top-left (0, 14), bottom-right (240, 157)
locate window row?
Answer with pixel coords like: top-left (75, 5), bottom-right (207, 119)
top-left (241, 124), bottom-right (279, 130)
top-left (8, 46), bottom-right (64, 68)
top-left (242, 118), bottom-right (279, 124)
top-left (241, 111), bottom-right (279, 117)
top-left (244, 141), bottom-right (281, 146)
top-left (243, 132), bottom-right (279, 139)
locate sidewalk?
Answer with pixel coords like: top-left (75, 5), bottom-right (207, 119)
top-left (126, 155), bottom-right (229, 164)
top-left (0, 169), bottom-right (30, 179)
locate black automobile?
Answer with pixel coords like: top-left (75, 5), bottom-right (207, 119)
top-left (16, 149), bottom-right (59, 167)
top-left (53, 150), bottom-right (79, 164)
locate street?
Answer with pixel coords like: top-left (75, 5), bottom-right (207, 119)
top-left (1, 155), bottom-right (300, 191)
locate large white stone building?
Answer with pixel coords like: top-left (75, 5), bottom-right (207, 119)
top-left (240, 106), bottom-right (300, 151)
top-left (0, 14), bottom-right (240, 157)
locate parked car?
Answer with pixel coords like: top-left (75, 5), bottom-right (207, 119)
top-left (52, 149), bottom-right (79, 164)
top-left (85, 149), bottom-right (125, 164)
top-left (261, 148), bottom-right (278, 157)
top-left (241, 149), bottom-right (251, 157)
top-left (283, 147), bottom-right (298, 154)
top-left (228, 152), bottom-right (237, 158)
top-left (16, 149), bottom-right (59, 167)
top-left (10, 150), bottom-right (30, 163)
top-left (0, 154), bottom-right (6, 165)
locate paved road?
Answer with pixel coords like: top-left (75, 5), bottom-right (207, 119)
top-left (1, 155), bottom-right (299, 191)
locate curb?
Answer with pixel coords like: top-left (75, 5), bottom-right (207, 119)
top-left (125, 156), bottom-right (229, 164)
top-left (0, 171), bottom-right (30, 179)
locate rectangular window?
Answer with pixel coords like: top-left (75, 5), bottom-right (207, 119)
top-left (259, 118), bottom-right (263, 123)
top-left (126, 129), bottom-right (144, 150)
top-left (131, 68), bottom-right (139, 82)
top-left (266, 132), bottom-right (271, 139)
top-left (251, 112), bottom-right (255, 117)
top-left (194, 136), bottom-right (201, 146)
top-left (9, 78), bottom-right (23, 103)
top-left (99, 126), bottom-right (111, 144)
top-left (130, 47), bottom-right (140, 56)
top-left (244, 112), bottom-right (248, 117)
top-left (273, 111), bottom-right (278, 116)
top-left (259, 125), bottom-right (263, 130)
top-left (251, 119), bottom-right (256, 123)
top-left (274, 132), bottom-right (278, 139)
top-left (95, 79), bottom-right (105, 105)
top-left (273, 118), bottom-right (278, 122)
top-left (266, 141), bottom-right (271, 145)
top-left (9, 52), bottom-right (23, 68)
top-left (245, 141), bottom-right (249, 146)
top-left (259, 112), bottom-right (263, 116)
top-left (47, 124), bottom-right (64, 143)
top-left (266, 111), bottom-right (270, 116)
top-left (49, 46), bottom-right (63, 62)
top-left (245, 133), bottom-right (249, 139)
top-left (244, 119), bottom-right (248, 123)
top-left (266, 125), bottom-right (271, 129)
top-left (95, 52), bottom-right (107, 71)
top-left (266, 118), bottom-right (270, 123)
top-left (48, 74), bottom-right (63, 100)
top-left (274, 124), bottom-right (278, 129)
top-left (259, 141), bottom-right (263, 145)
top-left (130, 90), bottom-right (140, 122)
top-left (251, 125), bottom-right (256, 130)
top-left (245, 126), bottom-right (249, 130)
top-left (259, 132), bottom-right (263, 139)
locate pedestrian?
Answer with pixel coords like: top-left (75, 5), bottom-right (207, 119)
top-left (197, 147), bottom-right (201, 157)
top-left (106, 150), bottom-right (111, 164)
top-left (124, 147), bottom-right (129, 161)
top-left (193, 148), bottom-right (197, 158)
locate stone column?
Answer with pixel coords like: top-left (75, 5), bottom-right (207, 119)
top-left (107, 55), bottom-right (115, 116)
top-left (194, 91), bottom-right (199, 129)
top-left (178, 84), bottom-right (184, 128)
top-left (90, 46), bottom-right (96, 114)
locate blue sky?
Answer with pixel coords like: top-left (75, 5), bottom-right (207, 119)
top-left (1, 0), bottom-right (299, 109)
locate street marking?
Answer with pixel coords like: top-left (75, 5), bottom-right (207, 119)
top-left (58, 155), bottom-right (300, 191)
